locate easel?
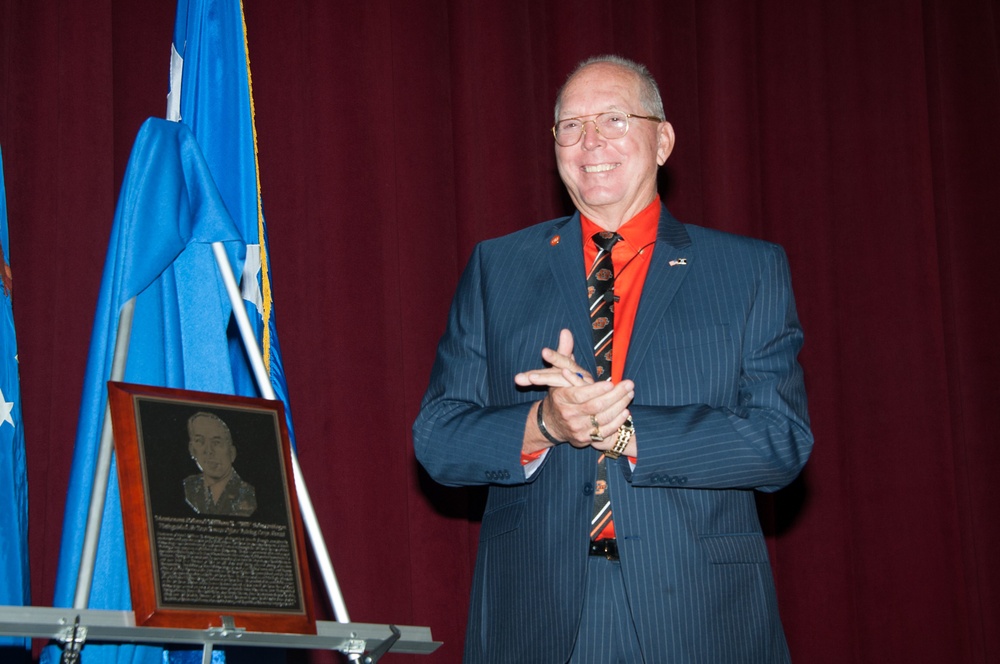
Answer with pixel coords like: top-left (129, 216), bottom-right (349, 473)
top-left (0, 243), bottom-right (439, 662)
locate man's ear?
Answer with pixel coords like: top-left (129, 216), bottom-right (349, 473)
top-left (657, 121), bottom-right (676, 165)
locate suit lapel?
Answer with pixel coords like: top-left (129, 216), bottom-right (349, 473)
top-left (545, 213), bottom-right (600, 375)
top-left (623, 209), bottom-right (694, 378)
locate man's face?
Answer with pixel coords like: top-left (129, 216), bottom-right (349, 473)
top-left (188, 417), bottom-right (236, 481)
top-left (555, 63), bottom-right (674, 228)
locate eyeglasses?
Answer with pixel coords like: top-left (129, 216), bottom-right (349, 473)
top-left (552, 111), bottom-right (663, 146)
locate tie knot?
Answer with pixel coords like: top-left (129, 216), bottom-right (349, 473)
top-left (592, 231), bottom-right (621, 253)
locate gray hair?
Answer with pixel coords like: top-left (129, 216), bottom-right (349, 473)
top-left (554, 55), bottom-right (665, 122)
top-left (187, 411), bottom-right (233, 443)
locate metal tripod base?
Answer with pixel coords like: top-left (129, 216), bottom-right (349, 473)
top-left (0, 605), bottom-right (439, 662)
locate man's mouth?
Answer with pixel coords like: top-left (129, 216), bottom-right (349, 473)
top-left (582, 163), bottom-right (619, 173)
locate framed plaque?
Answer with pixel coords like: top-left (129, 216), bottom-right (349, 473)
top-left (107, 382), bottom-right (315, 634)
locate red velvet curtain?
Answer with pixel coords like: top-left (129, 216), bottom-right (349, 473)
top-left (2, 1), bottom-right (998, 662)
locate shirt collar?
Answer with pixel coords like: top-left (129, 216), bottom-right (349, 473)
top-left (580, 196), bottom-right (660, 255)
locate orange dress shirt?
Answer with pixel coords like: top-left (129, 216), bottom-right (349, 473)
top-left (580, 197), bottom-right (660, 387)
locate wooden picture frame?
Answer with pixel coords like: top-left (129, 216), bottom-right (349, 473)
top-left (107, 381), bottom-right (315, 634)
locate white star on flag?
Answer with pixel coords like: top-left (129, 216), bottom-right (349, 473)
top-left (240, 243), bottom-right (264, 316)
top-left (0, 385), bottom-right (14, 428)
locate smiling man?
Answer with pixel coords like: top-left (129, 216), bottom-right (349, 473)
top-left (414, 55), bottom-right (812, 663)
top-left (553, 61), bottom-right (673, 232)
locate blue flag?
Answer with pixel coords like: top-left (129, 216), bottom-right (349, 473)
top-left (168, 0), bottom-right (295, 437)
top-left (44, 2), bottom-right (295, 661)
top-left (0, 146), bottom-right (31, 655)
top-left (42, 119), bottom-right (247, 664)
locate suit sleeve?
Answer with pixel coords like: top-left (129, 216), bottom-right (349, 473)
top-left (412, 243), bottom-right (538, 487)
top-left (625, 244), bottom-right (812, 492)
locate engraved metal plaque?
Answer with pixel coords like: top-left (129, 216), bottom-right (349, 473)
top-left (108, 382), bottom-right (314, 634)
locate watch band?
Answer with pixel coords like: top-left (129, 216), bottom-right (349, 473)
top-left (605, 415), bottom-right (634, 460)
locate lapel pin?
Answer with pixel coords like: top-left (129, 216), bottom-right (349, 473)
top-left (550, 235), bottom-right (561, 246)
top-left (668, 258), bottom-right (688, 266)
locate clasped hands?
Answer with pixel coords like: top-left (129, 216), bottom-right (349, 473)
top-left (515, 329), bottom-right (636, 457)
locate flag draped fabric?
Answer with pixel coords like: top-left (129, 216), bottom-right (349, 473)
top-left (43, 119), bottom-right (246, 664)
top-left (0, 146), bottom-right (31, 656)
top-left (168, 0), bottom-right (295, 432)
top-left (44, 2), bottom-right (295, 662)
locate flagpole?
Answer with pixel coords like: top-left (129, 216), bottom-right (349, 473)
top-left (73, 297), bottom-right (136, 609)
top-left (211, 242), bottom-right (350, 624)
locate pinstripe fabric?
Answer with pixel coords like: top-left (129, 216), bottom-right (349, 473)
top-left (568, 558), bottom-right (644, 664)
top-left (413, 208), bottom-right (812, 663)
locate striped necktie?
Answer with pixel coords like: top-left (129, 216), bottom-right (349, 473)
top-left (587, 231), bottom-right (620, 539)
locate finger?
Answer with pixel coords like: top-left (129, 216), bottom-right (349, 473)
top-left (586, 407), bottom-right (632, 452)
top-left (541, 347), bottom-right (590, 380)
top-left (514, 369), bottom-right (574, 388)
top-left (540, 345), bottom-right (575, 368)
top-left (566, 383), bottom-right (633, 439)
top-left (555, 328), bottom-right (575, 358)
top-left (561, 368), bottom-right (593, 386)
top-left (513, 331), bottom-right (590, 389)
top-left (566, 378), bottom-right (630, 408)
top-left (602, 382), bottom-right (635, 414)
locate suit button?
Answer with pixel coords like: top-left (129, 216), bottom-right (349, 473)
top-left (583, 482), bottom-right (594, 496)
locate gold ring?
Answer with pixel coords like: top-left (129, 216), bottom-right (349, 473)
top-left (588, 415), bottom-right (602, 442)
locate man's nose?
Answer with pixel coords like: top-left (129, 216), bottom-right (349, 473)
top-left (581, 120), bottom-right (604, 150)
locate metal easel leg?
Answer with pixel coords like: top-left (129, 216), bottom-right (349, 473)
top-left (211, 242), bottom-right (351, 623)
top-left (72, 297), bottom-right (136, 610)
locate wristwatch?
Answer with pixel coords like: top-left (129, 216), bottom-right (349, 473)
top-left (605, 416), bottom-right (634, 460)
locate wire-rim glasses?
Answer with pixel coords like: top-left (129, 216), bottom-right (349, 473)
top-left (552, 111), bottom-right (663, 146)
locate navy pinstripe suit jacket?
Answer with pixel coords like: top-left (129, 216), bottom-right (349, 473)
top-left (413, 208), bottom-right (812, 663)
